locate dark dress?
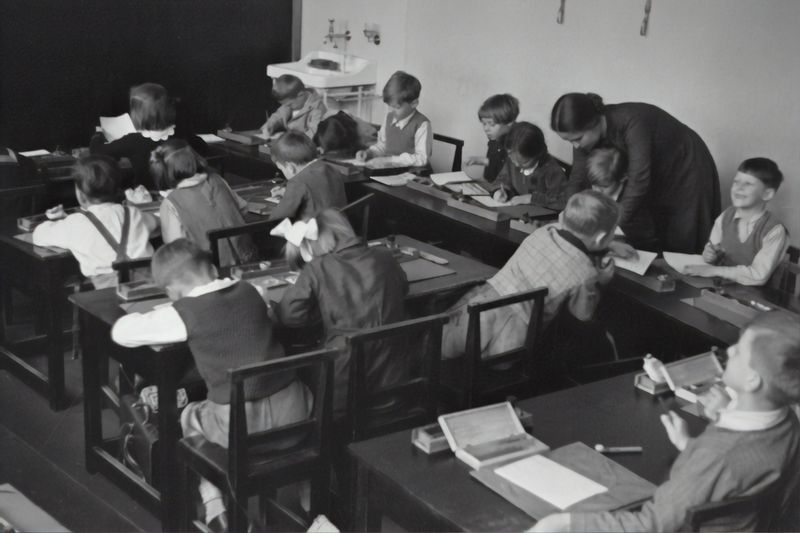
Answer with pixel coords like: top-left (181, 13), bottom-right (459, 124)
top-left (268, 159), bottom-right (347, 222)
top-left (566, 103), bottom-right (721, 253)
top-left (484, 136), bottom-right (507, 182)
top-left (90, 132), bottom-right (162, 190)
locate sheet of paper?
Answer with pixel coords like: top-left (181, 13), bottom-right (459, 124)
top-left (339, 158), bottom-right (367, 167)
top-left (471, 195), bottom-right (512, 208)
top-left (614, 226), bottom-right (625, 236)
top-left (495, 454), bottom-right (607, 510)
top-left (430, 171), bottom-right (472, 187)
top-left (445, 182), bottom-right (491, 196)
top-left (371, 173), bottom-right (416, 187)
top-left (198, 133), bottom-right (225, 143)
top-left (99, 113), bottom-right (137, 142)
top-left (19, 149), bottom-right (51, 157)
top-left (614, 250), bottom-right (657, 276)
top-left (663, 252), bottom-right (706, 274)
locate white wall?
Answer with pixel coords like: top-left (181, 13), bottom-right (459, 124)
top-left (302, 0), bottom-right (800, 244)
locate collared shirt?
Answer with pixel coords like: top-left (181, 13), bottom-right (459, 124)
top-left (111, 278), bottom-right (240, 347)
top-left (708, 207), bottom-right (788, 285)
top-left (717, 406), bottom-right (790, 431)
top-left (366, 111), bottom-right (432, 167)
top-left (139, 126), bottom-right (175, 142)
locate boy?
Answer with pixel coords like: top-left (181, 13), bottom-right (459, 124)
top-left (465, 94), bottom-right (519, 182)
top-left (111, 239), bottom-right (311, 530)
top-left (441, 190), bottom-right (618, 359)
top-left (532, 311), bottom-right (800, 532)
top-left (32, 155), bottom-right (157, 288)
top-left (262, 74), bottom-right (327, 139)
top-left (356, 70), bottom-right (432, 168)
top-left (269, 131), bottom-right (347, 222)
top-left (684, 157), bottom-right (788, 286)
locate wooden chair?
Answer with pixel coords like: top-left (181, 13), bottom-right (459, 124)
top-left (432, 133), bottom-right (464, 173)
top-left (207, 219), bottom-right (281, 271)
top-left (773, 245), bottom-right (800, 296)
top-left (682, 483), bottom-right (782, 532)
top-left (342, 313), bottom-right (449, 442)
top-left (112, 257), bottom-right (152, 284)
top-left (340, 193), bottom-right (374, 243)
top-left (439, 286), bottom-right (548, 409)
top-left (177, 348), bottom-right (336, 533)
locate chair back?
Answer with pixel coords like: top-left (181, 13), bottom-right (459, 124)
top-left (340, 193), bottom-right (374, 243)
top-left (432, 133), bottom-right (464, 173)
top-left (207, 218), bottom-right (282, 271)
top-left (682, 482), bottom-right (782, 532)
top-left (343, 313), bottom-right (449, 442)
top-left (227, 348), bottom-right (335, 496)
top-left (773, 245), bottom-right (800, 296)
top-left (112, 257), bottom-right (152, 284)
top-left (455, 286), bottom-right (548, 408)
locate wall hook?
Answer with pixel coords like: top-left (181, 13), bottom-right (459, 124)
top-left (640, 0), bottom-right (652, 36)
top-left (557, 0), bottom-right (566, 24)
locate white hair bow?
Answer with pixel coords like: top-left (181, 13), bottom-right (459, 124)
top-left (270, 218), bottom-right (319, 261)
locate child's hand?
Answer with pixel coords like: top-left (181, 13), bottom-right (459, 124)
top-left (698, 384), bottom-right (731, 421)
top-left (660, 410), bottom-right (690, 451)
top-left (270, 186), bottom-right (286, 198)
top-left (702, 242), bottom-right (724, 264)
top-left (508, 194), bottom-right (532, 206)
top-left (597, 255), bottom-right (615, 284)
top-left (464, 156), bottom-right (488, 167)
top-left (683, 264), bottom-right (717, 277)
top-left (528, 513), bottom-right (571, 532)
top-left (45, 205), bottom-right (66, 220)
top-left (608, 240), bottom-right (638, 260)
top-left (355, 150), bottom-right (371, 162)
top-left (492, 187), bottom-right (509, 203)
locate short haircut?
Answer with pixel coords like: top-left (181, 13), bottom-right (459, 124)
top-left (151, 239), bottom-right (214, 289)
top-left (382, 71), bottom-right (421, 105)
top-left (745, 311), bottom-right (800, 405)
top-left (129, 83), bottom-right (176, 131)
top-left (504, 122), bottom-right (548, 163)
top-left (314, 111), bottom-right (359, 156)
top-left (587, 147), bottom-right (627, 189)
top-left (550, 92), bottom-right (604, 134)
top-left (271, 131), bottom-right (317, 165)
top-left (285, 208), bottom-right (356, 269)
top-left (149, 139), bottom-right (208, 190)
top-left (271, 74), bottom-right (306, 102)
top-left (73, 155), bottom-right (121, 203)
top-left (478, 94), bottom-right (520, 124)
top-left (738, 157), bottom-right (783, 191)
top-left (562, 189), bottom-right (620, 237)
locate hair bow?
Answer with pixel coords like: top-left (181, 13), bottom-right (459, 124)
top-left (270, 218), bottom-right (319, 261)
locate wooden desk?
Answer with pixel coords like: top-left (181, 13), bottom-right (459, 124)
top-left (0, 230), bottom-right (78, 409)
top-left (349, 372), bottom-right (707, 531)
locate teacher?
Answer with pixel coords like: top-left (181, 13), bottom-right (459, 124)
top-left (551, 93), bottom-right (721, 253)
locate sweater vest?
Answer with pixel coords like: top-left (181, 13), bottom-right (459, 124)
top-left (173, 282), bottom-right (294, 404)
top-left (384, 111), bottom-right (429, 156)
top-left (719, 207), bottom-right (784, 267)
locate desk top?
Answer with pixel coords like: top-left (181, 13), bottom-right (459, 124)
top-left (349, 372), bottom-right (707, 531)
top-left (0, 228), bottom-right (71, 260)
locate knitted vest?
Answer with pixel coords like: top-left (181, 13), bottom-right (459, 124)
top-left (172, 282), bottom-right (294, 404)
top-left (166, 174), bottom-right (256, 267)
top-left (384, 110), bottom-right (429, 156)
top-left (719, 207), bottom-right (784, 267)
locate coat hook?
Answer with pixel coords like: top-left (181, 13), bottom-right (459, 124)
top-left (640, 0), bottom-right (652, 36)
top-left (557, 0), bottom-right (566, 24)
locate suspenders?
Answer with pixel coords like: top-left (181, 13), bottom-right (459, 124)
top-left (77, 207), bottom-right (132, 262)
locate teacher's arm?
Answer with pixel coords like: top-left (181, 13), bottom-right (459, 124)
top-left (565, 147), bottom-right (590, 197)
top-left (617, 113), bottom-right (656, 225)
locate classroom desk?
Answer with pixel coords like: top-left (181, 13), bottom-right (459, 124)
top-left (71, 238), bottom-right (496, 531)
top-left (349, 372), bottom-right (708, 532)
top-left (0, 230), bottom-right (78, 410)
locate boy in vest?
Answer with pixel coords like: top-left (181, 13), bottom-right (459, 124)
top-left (32, 155), bottom-right (157, 288)
top-left (532, 311), bottom-right (800, 532)
top-left (356, 70), bottom-right (432, 169)
top-left (262, 74), bottom-right (327, 140)
top-left (111, 239), bottom-right (312, 530)
top-left (269, 131), bottom-right (347, 222)
top-left (684, 157), bottom-right (788, 285)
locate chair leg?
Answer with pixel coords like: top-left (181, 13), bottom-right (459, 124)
top-left (178, 460), bottom-right (193, 532)
top-left (311, 466), bottom-right (331, 520)
top-left (229, 485), bottom-right (248, 533)
top-left (71, 285), bottom-right (81, 360)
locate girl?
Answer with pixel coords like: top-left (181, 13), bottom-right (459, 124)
top-left (90, 83), bottom-right (177, 190)
top-left (270, 209), bottom-right (408, 417)
top-left (150, 139), bottom-right (256, 267)
top-left (551, 92), bottom-right (721, 253)
top-left (492, 122), bottom-right (568, 211)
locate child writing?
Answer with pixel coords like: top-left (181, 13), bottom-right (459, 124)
top-left (150, 139), bottom-right (257, 267)
top-left (586, 147), bottom-right (660, 252)
top-left (465, 94), bottom-right (520, 182)
top-left (90, 83), bottom-right (177, 190)
top-left (492, 122), bottom-right (568, 211)
top-left (262, 74), bottom-right (327, 140)
top-left (684, 157), bottom-right (789, 286)
top-left (441, 190), bottom-right (618, 360)
top-left (270, 209), bottom-right (408, 417)
top-left (356, 71), bottom-right (432, 169)
top-left (32, 155), bottom-right (157, 289)
top-left (111, 239), bottom-right (312, 530)
top-left (532, 311), bottom-right (800, 532)
top-left (268, 131), bottom-right (347, 222)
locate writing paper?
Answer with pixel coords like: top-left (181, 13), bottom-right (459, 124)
top-left (19, 149), bottom-right (51, 157)
top-left (198, 134), bottom-right (226, 143)
top-left (471, 195), bottom-right (512, 208)
top-left (370, 173), bottom-right (416, 186)
top-left (99, 113), bottom-right (137, 142)
top-left (495, 455), bottom-right (607, 510)
top-left (430, 171), bottom-right (472, 186)
top-left (663, 252), bottom-right (706, 273)
top-left (613, 250), bottom-right (657, 276)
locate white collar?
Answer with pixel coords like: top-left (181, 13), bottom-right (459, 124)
top-left (186, 278), bottom-right (237, 298)
top-left (520, 160), bottom-right (539, 177)
top-left (176, 173), bottom-right (208, 189)
top-left (139, 126), bottom-right (175, 142)
top-left (391, 111), bottom-right (416, 130)
top-left (733, 206), bottom-right (767, 224)
top-left (716, 406), bottom-right (789, 431)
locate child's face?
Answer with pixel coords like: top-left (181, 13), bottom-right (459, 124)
top-left (730, 171), bottom-right (773, 209)
top-left (586, 228), bottom-right (615, 252)
top-left (508, 150), bottom-right (536, 171)
top-left (388, 99), bottom-right (417, 121)
top-left (276, 161), bottom-right (298, 180)
top-left (480, 118), bottom-right (512, 141)
top-left (722, 328), bottom-right (760, 393)
top-left (282, 91), bottom-right (309, 111)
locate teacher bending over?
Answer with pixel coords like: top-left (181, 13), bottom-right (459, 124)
top-left (551, 93), bottom-right (721, 253)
